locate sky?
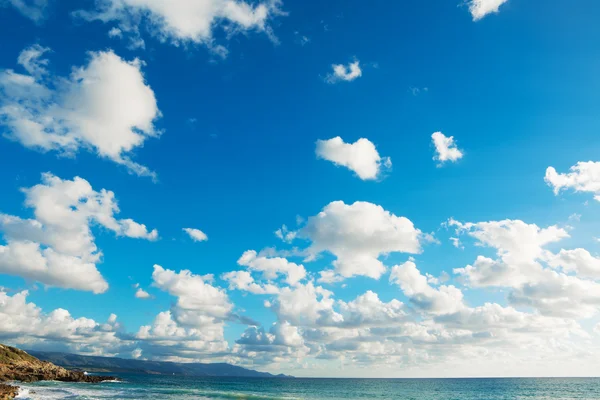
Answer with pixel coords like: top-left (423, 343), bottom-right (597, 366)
top-left (1, 0), bottom-right (600, 378)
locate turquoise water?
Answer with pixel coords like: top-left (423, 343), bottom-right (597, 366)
top-left (15, 374), bottom-right (600, 399)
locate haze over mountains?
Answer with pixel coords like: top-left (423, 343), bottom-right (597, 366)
top-left (28, 350), bottom-right (290, 378)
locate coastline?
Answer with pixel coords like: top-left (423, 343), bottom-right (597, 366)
top-left (0, 345), bottom-right (117, 399)
top-left (0, 383), bottom-right (19, 400)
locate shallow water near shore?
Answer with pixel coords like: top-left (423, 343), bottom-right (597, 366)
top-left (15, 374), bottom-right (600, 399)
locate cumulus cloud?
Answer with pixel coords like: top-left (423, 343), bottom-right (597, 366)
top-left (449, 218), bottom-right (569, 264)
top-left (183, 228), bottom-right (208, 242)
top-left (508, 272), bottom-right (600, 319)
top-left (450, 217), bottom-right (600, 319)
top-left (135, 310), bottom-right (229, 362)
top-left (133, 265), bottom-right (240, 361)
top-left (237, 250), bottom-right (306, 286)
top-left (135, 287), bottom-right (151, 299)
top-left (325, 61), bottom-right (362, 83)
top-left (2, 0), bottom-right (49, 23)
top-left (222, 250), bottom-right (306, 295)
top-left (16, 44), bottom-right (50, 76)
top-left (76, 0), bottom-right (284, 53)
top-left (468, 0), bottom-right (509, 21)
top-left (152, 265), bottom-right (232, 320)
top-left (0, 46), bottom-right (161, 178)
top-left (0, 290), bottom-right (126, 356)
top-left (316, 137), bottom-right (391, 180)
top-left (547, 248), bottom-right (600, 279)
top-left (252, 259), bottom-right (590, 374)
top-left (431, 132), bottom-right (463, 164)
top-left (299, 201), bottom-right (423, 281)
top-left (234, 321), bottom-right (309, 365)
top-left (545, 162), bottom-right (600, 201)
top-left (108, 27), bottom-right (122, 38)
top-left (0, 173), bottom-right (158, 293)
top-left (3, 261), bottom-right (595, 373)
top-left (338, 291), bottom-right (406, 328)
top-left (274, 224), bottom-right (296, 243)
top-left (390, 261), bottom-right (464, 316)
top-left (267, 282), bottom-right (340, 327)
top-left (222, 270), bottom-right (280, 295)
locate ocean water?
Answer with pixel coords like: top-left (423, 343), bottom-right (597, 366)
top-left (14, 374), bottom-right (600, 399)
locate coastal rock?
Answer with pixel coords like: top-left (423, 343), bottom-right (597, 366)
top-left (0, 344), bottom-right (117, 398)
top-left (0, 383), bottom-right (19, 400)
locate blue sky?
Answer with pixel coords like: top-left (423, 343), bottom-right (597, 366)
top-left (1, 0), bottom-right (600, 378)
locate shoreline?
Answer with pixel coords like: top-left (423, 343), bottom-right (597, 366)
top-left (0, 383), bottom-right (18, 400)
top-left (0, 345), bottom-right (118, 399)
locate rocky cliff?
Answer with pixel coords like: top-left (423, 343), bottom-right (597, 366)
top-left (0, 344), bottom-right (117, 399)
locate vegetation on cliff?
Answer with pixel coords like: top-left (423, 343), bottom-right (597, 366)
top-left (0, 344), bottom-right (117, 399)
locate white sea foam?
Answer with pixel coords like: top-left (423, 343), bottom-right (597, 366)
top-left (15, 384), bottom-right (122, 399)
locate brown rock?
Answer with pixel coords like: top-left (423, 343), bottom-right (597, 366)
top-left (0, 383), bottom-right (19, 400)
top-left (0, 344), bottom-right (118, 389)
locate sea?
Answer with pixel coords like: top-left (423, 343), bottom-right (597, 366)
top-left (14, 374), bottom-right (600, 399)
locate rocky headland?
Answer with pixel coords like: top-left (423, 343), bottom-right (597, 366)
top-left (0, 344), bottom-right (117, 399)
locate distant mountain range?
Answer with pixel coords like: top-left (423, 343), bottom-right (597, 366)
top-left (27, 350), bottom-right (291, 378)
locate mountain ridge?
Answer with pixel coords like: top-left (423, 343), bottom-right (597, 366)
top-left (27, 350), bottom-right (292, 378)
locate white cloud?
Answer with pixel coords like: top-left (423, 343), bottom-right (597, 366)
top-left (325, 61), bottom-right (362, 84)
top-left (135, 265), bottom-right (239, 361)
top-left (454, 255), bottom-right (538, 288)
top-left (450, 217), bottom-right (600, 319)
top-left (508, 271), bottom-right (600, 319)
top-left (317, 269), bottom-right (345, 284)
top-left (468, 0), bottom-right (509, 21)
top-left (449, 218), bottom-right (569, 264)
top-left (299, 201), bottom-right (423, 280)
top-left (274, 224), bottom-right (296, 243)
top-left (234, 321), bottom-right (309, 365)
top-left (0, 241), bottom-right (108, 294)
top-left (238, 321), bottom-right (305, 348)
top-left (390, 261), bottom-right (465, 315)
top-left (338, 291), bottom-right (406, 328)
top-left (568, 213), bottom-right (581, 222)
top-left (315, 137), bottom-right (391, 180)
top-left (252, 258), bottom-right (593, 375)
top-left (108, 27), bottom-right (123, 38)
top-left (267, 282), bottom-right (340, 327)
top-left (546, 248), bottom-right (600, 279)
top-left (2, 0), bottom-right (48, 23)
top-left (431, 132), bottom-right (463, 164)
top-left (237, 250), bottom-right (306, 286)
top-left (545, 162), bottom-right (600, 201)
top-left (152, 265), bottom-right (232, 320)
top-left (450, 237), bottom-right (463, 249)
top-left (131, 348), bottom-right (143, 359)
top-left (0, 173), bottom-right (157, 293)
top-left (136, 310), bottom-right (229, 360)
top-left (183, 228), bottom-right (208, 242)
top-left (0, 290), bottom-right (126, 356)
top-left (0, 46), bottom-right (161, 178)
top-left (455, 255), bottom-right (600, 319)
top-left (77, 0), bottom-right (284, 52)
top-left (222, 270), bottom-right (280, 295)
top-left (135, 287), bottom-right (151, 299)
top-left (16, 44), bottom-right (50, 77)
